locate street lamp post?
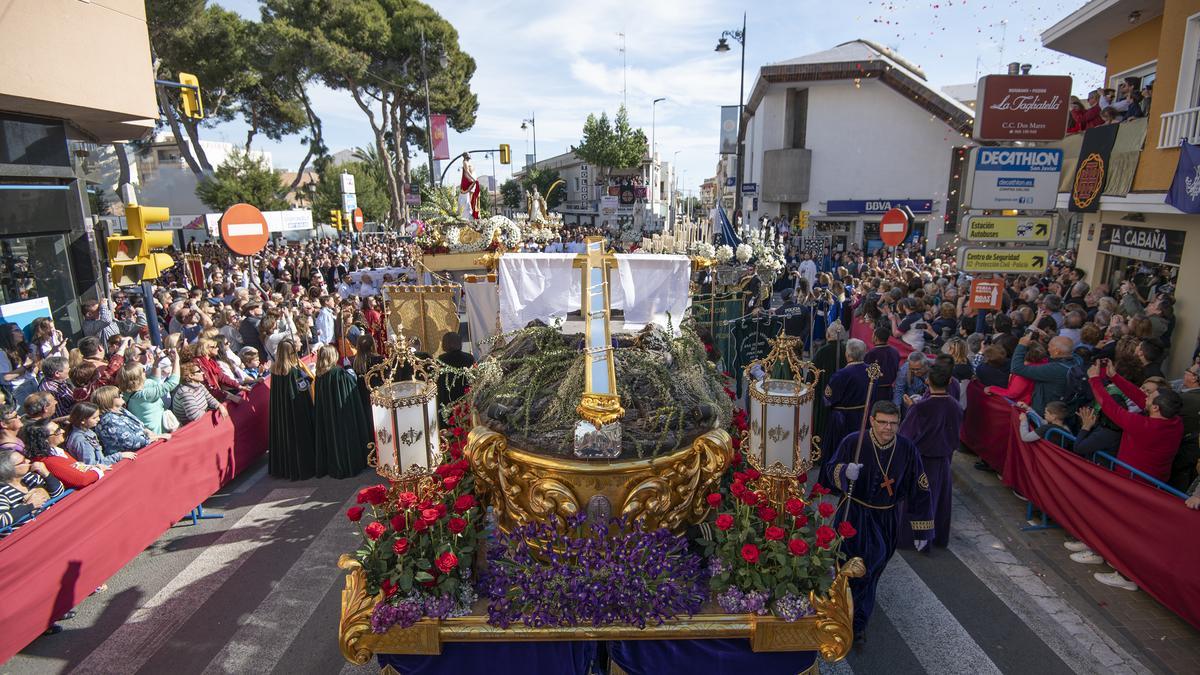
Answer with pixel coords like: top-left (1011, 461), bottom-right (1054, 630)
top-left (715, 12), bottom-right (747, 228)
top-left (671, 149), bottom-right (682, 227)
top-left (651, 97), bottom-right (666, 227)
top-left (521, 114), bottom-right (537, 166)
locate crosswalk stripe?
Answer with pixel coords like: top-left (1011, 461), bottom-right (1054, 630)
top-left (200, 492), bottom-right (363, 675)
top-left (944, 498), bottom-right (1146, 675)
top-left (877, 555), bottom-right (1003, 675)
top-left (72, 487), bottom-right (315, 675)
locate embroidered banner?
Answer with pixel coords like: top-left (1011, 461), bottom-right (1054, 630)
top-left (1068, 124), bottom-right (1119, 212)
top-left (1166, 142), bottom-right (1200, 214)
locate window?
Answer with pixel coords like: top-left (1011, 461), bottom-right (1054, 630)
top-left (1179, 12), bottom-right (1200, 109)
top-left (788, 89), bottom-right (808, 150)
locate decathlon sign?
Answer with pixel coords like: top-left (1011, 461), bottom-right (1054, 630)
top-left (966, 147), bottom-right (1062, 210)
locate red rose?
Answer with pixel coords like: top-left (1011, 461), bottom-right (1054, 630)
top-left (435, 463), bottom-right (452, 477)
top-left (453, 494), bottom-right (477, 513)
top-left (715, 514), bottom-right (735, 531)
top-left (733, 471), bottom-right (748, 483)
top-left (784, 498), bottom-right (804, 517)
top-left (788, 538), bottom-right (809, 556)
top-left (706, 493), bottom-right (723, 507)
top-left (443, 475), bottom-right (461, 491)
top-left (838, 521), bottom-right (857, 539)
top-left (393, 537), bottom-right (410, 555)
top-left (421, 508), bottom-right (440, 523)
top-left (417, 499), bottom-right (433, 511)
top-left (390, 513), bottom-right (408, 531)
top-left (764, 525), bottom-right (786, 541)
top-left (816, 525), bottom-right (836, 548)
top-left (448, 517), bottom-right (467, 534)
top-left (346, 506), bottom-right (365, 522)
top-left (740, 543), bottom-right (760, 564)
top-left (731, 481), bottom-right (747, 497)
top-left (413, 518), bottom-right (430, 533)
top-left (357, 485), bottom-right (388, 505)
top-left (794, 514), bottom-right (809, 528)
top-left (738, 490), bottom-right (759, 506)
top-left (731, 452), bottom-right (744, 467)
top-left (757, 506), bottom-right (778, 522)
top-left (811, 483), bottom-right (829, 496)
top-left (453, 426), bottom-right (465, 437)
top-left (435, 503), bottom-right (447, 517)
top-left (796, 472), bottom-right (808, 484)
top-left (364, 522), bottom-right (386, 540)
top-left (436, 551), bottom-right (458, 573)
top-left (397, 491), bottom-right (418, 509)
top-left (744, 467), bottom-right (761, 481)
top-left (818, 501), bottom-right (835, 518)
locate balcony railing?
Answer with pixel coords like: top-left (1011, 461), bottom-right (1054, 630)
top-left (1157, 106), bottom-right (1200, 149)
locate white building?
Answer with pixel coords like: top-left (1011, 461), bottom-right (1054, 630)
top-left (739, 40), bottom-right (974, 253)
top-left (515, 151), bottom-right (673, 234)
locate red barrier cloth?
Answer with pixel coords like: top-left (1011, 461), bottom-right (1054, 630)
top-left (961, 384), bottom-right (1200, 630)
top-left (0, 380), bottom-right (272, 662)
top-left (887, 337), bottom-right (914, 360)
top-left (960, 381), bottom-right (1010, 471)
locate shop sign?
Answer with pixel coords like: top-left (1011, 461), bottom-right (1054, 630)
top-left (967, 147), bottom-right (1062, 210)
top-left (825, 199), bottom-right (932, 215)
top-left (973, 74), bottom-right (1072, 141)
top-left (1097, 224), bottom-right (1185, 266)
top-left (962, 215), bottom-right (1052, 243)
top-left (958, 247), bottom-right (1049, 273)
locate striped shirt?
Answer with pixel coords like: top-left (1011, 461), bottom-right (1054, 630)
top-left (172, 382), bottom-right (219, 425)
top-left (0, 472), bottom-right (65, 533)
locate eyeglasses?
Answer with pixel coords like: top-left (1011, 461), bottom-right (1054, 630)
top-left (49, 428), bottom-right (65, 437)
top-left (872, 419), bottom-right (900, 427)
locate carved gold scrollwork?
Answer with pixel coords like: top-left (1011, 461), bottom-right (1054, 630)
top-left (528, 478), bottom-right (581, 526)
top-left (811, 557), bottom-right (866, 662)
top-left (338, 554), bottom-right (379, 666)
top-left (465, 428), bottom-right (507, 520)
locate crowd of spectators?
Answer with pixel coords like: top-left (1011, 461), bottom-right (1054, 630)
top-left (764, 242), bottom-right (1197, 592)
top-left (1067, 76), bottom-right (1153, 133)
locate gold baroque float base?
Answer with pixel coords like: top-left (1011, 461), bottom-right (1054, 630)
top-left (338, 555), bottom-right (866, 665)
top-left (465, 427), bottom-right (732, 538)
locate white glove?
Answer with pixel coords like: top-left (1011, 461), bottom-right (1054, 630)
top-left (845, 463), bottom-right (863, 481)
top-left (749, 365), bottom-right (766, 382)
top-left (914, 539), bottom-right (929, 551)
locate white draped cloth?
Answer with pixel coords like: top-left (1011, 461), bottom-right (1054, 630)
top-left (497, 253), bottom-right (691, 334)
top-left (462, 279), bottom-right (500, 358)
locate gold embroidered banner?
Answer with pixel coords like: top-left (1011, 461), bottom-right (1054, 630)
top-left (381, 284), bottom-right (460, 356)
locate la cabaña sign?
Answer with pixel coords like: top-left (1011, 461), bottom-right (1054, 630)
top-left (973, 75), bottom-right (1073, 142)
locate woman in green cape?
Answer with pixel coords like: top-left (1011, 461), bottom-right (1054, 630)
top-left (267, 339), bottom-right (318, 480)
top-left (314, 345), bottom-right (372, 479)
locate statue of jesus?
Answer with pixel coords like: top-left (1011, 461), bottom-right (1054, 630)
top-left (459, 152), bottom-right (481, 220)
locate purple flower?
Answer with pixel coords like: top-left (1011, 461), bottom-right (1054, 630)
top-left (774, 593), bottom-right (814, 622)
top-left (743, 590), bottom-right (770, 615)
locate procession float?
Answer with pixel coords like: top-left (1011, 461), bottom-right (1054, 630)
top-left (338, 212), bottom-right (864, 675)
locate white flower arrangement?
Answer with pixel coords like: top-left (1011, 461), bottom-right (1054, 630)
top-left (735, 243), bottom-right (753, 264)
top-left (715, 244), bottom-right (734, 263)
top-left (687, 241), bottom-right (716, 259)
top-left (487, 215), bottom-right (524, 249)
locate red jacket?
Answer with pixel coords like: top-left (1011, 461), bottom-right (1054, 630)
top-left (195, 356), bottom-right (239, 399)
top-left (1088, 374), bottom-right (1183, 482)
top-left (989, 358), bottom-right (1046, 404)
top-left (40, 453), bottom-right (102, 489)
top-left (1067, 109), bottom-right (1086, 134)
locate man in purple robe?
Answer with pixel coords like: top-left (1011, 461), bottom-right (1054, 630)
top-left (864, 326), bottom-right (899, 405)
top-left (821, 400), bottom-right (933, 643)
top-left (823, 338), bottom-right (870, 460)
top-left (898, 360), bottom-right (962, 548)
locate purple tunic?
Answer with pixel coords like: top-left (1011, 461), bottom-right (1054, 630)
top-left (822, 362), bottom-right (870, 460)
top-left (864, 344), bottom-right (900, 403)
top-left (897, 393), bottom-right (963, 548)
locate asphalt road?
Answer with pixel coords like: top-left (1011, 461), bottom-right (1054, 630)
top-left (2, 453), bottom-right (1184, 674)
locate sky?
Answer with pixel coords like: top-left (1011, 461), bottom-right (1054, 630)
top-left (211, 0), bottom-right (1105, 196)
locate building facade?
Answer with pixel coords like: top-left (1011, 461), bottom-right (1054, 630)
top-left (0, 0), bottom-right (157, 331)
top-left (739, 40), bottom-right (974, 253)
top-left (1042, 0), bottom-right (1200, 378)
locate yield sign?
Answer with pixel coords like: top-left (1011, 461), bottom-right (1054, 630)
top-left (879, 207), bottom-right (910, 247)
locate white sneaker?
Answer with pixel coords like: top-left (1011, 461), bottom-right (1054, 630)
top-left (1063, 539), bottom-right (1090, 552)
top-left (1094, 571), bottom-right (1138, 591)
top-left (1069, 550), bottom-right (1104, 565)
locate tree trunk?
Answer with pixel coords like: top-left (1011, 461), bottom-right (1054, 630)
top-left (349, 84), bottom-right (404, 229)
top-left (112, 142), bottom-right (132, 191)
top-left (181, 117), bottom-right (214, 174)
top-left (156, 84), bottom-right (206, 178)
top-left (389, 100), bottom-right (411, 226)
top-left (279, 85), bottom-right (325, 199)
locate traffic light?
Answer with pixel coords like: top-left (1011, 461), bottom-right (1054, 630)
top-left (330, 210), bottom-right (343, 230)
top-left (107, 204), bottom-right (174, 285)
top-left (178, 72), bottom-right (204, 120)
top-left (498, 143), bottom-right (511, 165)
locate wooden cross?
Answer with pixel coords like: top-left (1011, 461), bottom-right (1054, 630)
top-left (880, 475), bottom-right (895, 498)
top-left (573, 236), bottom-right (624, 428)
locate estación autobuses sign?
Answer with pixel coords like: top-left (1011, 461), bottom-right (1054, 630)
top-left (973, 74), bottom-right (1073, 141)
top-left (1098, 224), bottom-right (1185, 266)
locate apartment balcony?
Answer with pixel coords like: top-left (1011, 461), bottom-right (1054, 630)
top-left (1158, 106), bottom-right (1200, 149)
